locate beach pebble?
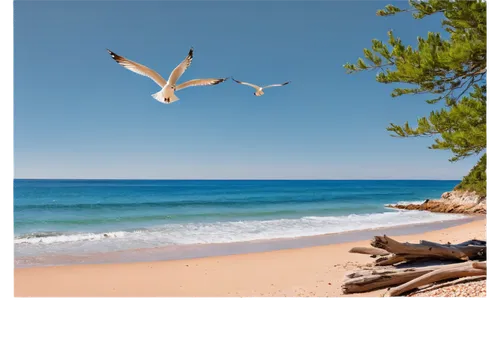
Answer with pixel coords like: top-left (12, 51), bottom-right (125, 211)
top-left (409, 279), bottom-right (486, 297)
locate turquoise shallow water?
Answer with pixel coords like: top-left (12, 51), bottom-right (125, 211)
top-left (14, 179), bottom-right (466, 256)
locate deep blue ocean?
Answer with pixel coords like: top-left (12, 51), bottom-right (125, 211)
top-left (14, 179), bottom-right (466, 256)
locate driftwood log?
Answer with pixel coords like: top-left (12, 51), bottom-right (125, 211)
top-left (342, 262), bottom-right (475, 294)
top-left (388, 262), bottom-right (486, 296)
top-left (371, 235), bottom-right (486, 264)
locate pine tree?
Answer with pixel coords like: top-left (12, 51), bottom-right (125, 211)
top-left (344, 0), bottom-right (486, 194)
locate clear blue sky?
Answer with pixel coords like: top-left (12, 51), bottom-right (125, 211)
top-left (14, 0), bottom-right (479, 179)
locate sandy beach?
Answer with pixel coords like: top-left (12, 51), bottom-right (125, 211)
top-left (14, 219), bottom-right (486, 297)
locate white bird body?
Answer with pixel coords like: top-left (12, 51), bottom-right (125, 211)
top-left (231, 78), bottom-right (290, 96)
top-left (107, 48), bottom-right (227, 104)
top-left (152, 84), bottom-right (179, 104)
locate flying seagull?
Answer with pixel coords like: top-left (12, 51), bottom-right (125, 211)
top-left (107, 48), bottom-right (227, 104)
top-left (231, 77), bottom-right (291, 96)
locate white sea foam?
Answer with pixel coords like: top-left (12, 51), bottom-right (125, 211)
top-left (396, 200), bottom-right (426, 205)
top-left (15, 210), bottom-right (467, 248)
top-left (385, 200), bottom-right (426, 206)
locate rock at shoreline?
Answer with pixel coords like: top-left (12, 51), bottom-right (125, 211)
top-left (387, 191), bottom-right (486, 214)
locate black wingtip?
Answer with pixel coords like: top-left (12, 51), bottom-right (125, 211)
top-left (231, 77), bottom-right (240, 83)
top-left (107, 49), bottom-right (118, 59)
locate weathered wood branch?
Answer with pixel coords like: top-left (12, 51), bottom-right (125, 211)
top-left (374, 254), bottom-right (434, 266)
top-left (348, 247), bottom-right (389, 256)
top-left (374, 255), bottom-right (409, 266)
top-left (472, 261), bottom-right (487, 270)
top-left (388, 263), bottom-right (486, 297)
top-left (342, 262), bottom-right (473, 294)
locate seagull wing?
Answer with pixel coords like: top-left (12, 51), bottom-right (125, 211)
top-left (231, 78), bottom-right (261, 90)
top-left (107, 49), bottom-right (167, 88)
top-left (262, 81), bottom-right (291, 89)
top-left (175, 78), bottom-right (228, 91)
top-left (167, 48), bottom-right (194, 86)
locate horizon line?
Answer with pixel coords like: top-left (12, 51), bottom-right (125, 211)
top-left (13, 178), bottom-right (462, 181)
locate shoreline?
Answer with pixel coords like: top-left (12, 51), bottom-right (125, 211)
top-left (14, 218), bottom-right (486, 297)
top-left (14, 215), bottom-right (481, 268)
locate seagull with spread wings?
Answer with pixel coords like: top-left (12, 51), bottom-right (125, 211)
top-left (231, 77), bottom-right (291, 97)
top-left (107, 48), bottom-right (227, 104)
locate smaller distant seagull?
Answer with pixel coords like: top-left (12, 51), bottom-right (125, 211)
top-left (107, 48), bottom-right (227, 104)
top-left (231, 77), bottom-right (291, 96)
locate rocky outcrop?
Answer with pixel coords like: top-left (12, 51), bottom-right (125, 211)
top-left (387, 191), bottom-right (486, 214)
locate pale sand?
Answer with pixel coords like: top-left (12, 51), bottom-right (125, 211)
top-left (14, 219), bottom-right (486, 297)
